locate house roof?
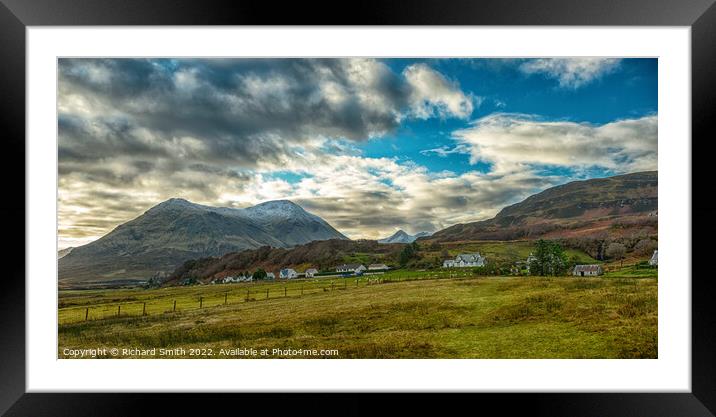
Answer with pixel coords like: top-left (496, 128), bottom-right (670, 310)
top-left (305, 268), bottom-right (318, 273)
top-left (456, 253), bottom-right (483, 262)
top-left (573, 264), bottom-right (602, 272)
top-left (337, 263), bottom-right (362, 269)
top-left (369, 264), bottom-right (388, 268)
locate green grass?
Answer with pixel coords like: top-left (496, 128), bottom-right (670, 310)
top-left (426, 240), bottom-right (597, 265)
top-left (59, 275), bottom-right (657, 359)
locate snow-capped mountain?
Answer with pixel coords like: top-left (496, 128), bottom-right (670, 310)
top-left (59, 198), bottom-right (347, 285)
top-left (377, 230), bottom-right (433, 244)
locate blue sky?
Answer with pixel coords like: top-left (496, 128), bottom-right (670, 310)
top-left (58, 57), bottom-right (658, 246)
top-left (362, 58), bottom-right (657, 177)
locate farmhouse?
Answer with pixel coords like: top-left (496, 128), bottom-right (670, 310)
top-left (336, 264), bottom-right (366, 274)
top-left (266, 272), bottom-right (276, 280)
top-left (442, 253), bottom-right (486, 268)
top-left (280, 268), bottom-right (298, 279)
top-left (222, 276), bottom-right (240, 284)
top-left (649, 250), bottom-right (658, 266)
top-left (368, 264), bottom-right (389, 271)
top-left (573, 264), bottom-right (603, 277)
top-left (305, 268), bottom-right (318, 278)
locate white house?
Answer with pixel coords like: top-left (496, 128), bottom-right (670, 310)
top-left (336, 264), bottom-right (366, 274)
top-left (280, 268), bottom-right (298, 279)
top-left (305, 268), bottom-right (319, 278)
top-left (649, 250), bottom-right (658, 266)
top-left (222, 276), bottom-right (240, 283)
top-left (572, 264), bottom-right (603, 276)
top-left (266, 272), bottom-right (276, 280)
top-left (442, 253), bottom-right (486, 268)
top-left (368, 264), bottom-right (389, 270)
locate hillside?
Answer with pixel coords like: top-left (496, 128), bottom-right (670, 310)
top-left (428, 171), bottom-right (657, 242)
top-left (58, 199), bottom-right (347, 286)
top-left (164, 239), bottom-right (404, 285)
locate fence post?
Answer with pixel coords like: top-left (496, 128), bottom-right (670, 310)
top-left (331, 282), bottom-right (335, 291)
top-left (142, 302), bottom-right (146, 316)
top-left (117, 305), bottom-right (121, 317)
top-left (200, 296), bottom-right (203, 308)
top-left (225, 292), bottom-right (228, 305)
top-left (85, 307), bottom-right (89, 321)
top-left (246, 290), bottom-right (249, 301)
top-left (301, 286), bottom-right (304, 296)
top-left (356, 278), bottom-right (358, 287)
top-left (344, 280), bottom-right (347, 289)
top-left (266, 288), bottom-right (269, 299)
top-left (173, 300), bottom-right (177, 312)
top-left (284, 287), bottom-right (287, 297)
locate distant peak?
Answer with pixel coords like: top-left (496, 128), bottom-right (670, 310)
top-left (254, 199), bottom-right (300, 208)
top-left (152, 198), bottom-right (201, 210)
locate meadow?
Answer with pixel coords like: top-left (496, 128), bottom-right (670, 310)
top-left (58, 272), bottom-right (658, 359)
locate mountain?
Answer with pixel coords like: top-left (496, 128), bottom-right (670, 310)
top-left (57, 247), bottom-right (74, 259)
top-left (164, 239), bottom-right (404, 286)
top-left (378, 230), bottom-right (433, 244)
top-left (58, 199), bottom-right (347, 286)
top-left (429, 171), bottom-right (657, 242)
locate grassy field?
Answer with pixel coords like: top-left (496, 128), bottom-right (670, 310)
top-left (58, 273), bottom-right (657, 359)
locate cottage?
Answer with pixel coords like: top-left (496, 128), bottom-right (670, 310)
top-left (442, 253), bottom-right (486, 268)
top-left (368, 264), bottom-right (389, 271)
top-left (222, 276), bottom-right (240, 284)
top-left (336, 264), bottom-right (366, 274)
top-left (572, 264), bottom-right (603, 277)
top-left (280, 268), bottom-right (298, 279)
top-left (649, 250), bottom-right (658, 266)
top-left (305, 268), bottom-right (319, 278)
top-left (266, 272), bottom-right (276, 280)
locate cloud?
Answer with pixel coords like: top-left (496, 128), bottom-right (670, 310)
top-left (403, 63), bottom-right (476, 119)
top-left (452, 113), bottom-right (657, 174)
top-left (57, 58), bottom-right (479, 247)
top-left (519, 58), bottom-right (622, 89)
top-left (419, 144), bottom-right (471, 158)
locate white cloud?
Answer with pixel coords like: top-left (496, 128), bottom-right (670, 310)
top-left (519, 58), bottom-right (622, 89)
top-left (452, 113), bottom-right (657, 174)
top-left (403, 63), bottom-right (476, 119)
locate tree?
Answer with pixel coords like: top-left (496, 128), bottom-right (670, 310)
top-left (606, 242), bottom-right (627, 266)
top-left (253, 268), bottom-right (267, 280)
top-left (634, 239), bottom-right (657, 256)
top-left (399, 244), bottom-right (416, 267)
top-left (528, 239), bottom-right (568, 276)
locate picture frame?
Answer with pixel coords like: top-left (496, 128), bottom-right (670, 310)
top-left (1, 0), bottom-right (714, 415)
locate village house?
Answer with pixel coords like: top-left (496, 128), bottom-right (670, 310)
top-left (649, 250), bottom-right (658, 266)
top-left (572, 264), bottom-right (603, 277)
top-left (442, 253), bottom-right (486, 268)
top-left (280, 268), bottom-right (298, 279)
top-left (336, 264), bottom-right (367, 274)
top-left (222, 276), bottom-right (240, 284)
top-left (305, 268), bottom-right (318, 278)
top-left (266, 272), bottom-right (276, 280)
top-left (368, 264), bottom-right (389, 271)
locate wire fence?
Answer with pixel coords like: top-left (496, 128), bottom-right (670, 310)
top-left (58, 271), bottom-right (484, 325)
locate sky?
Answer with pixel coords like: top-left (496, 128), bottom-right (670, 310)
top-left (58, 58), bottom-right (658, 249)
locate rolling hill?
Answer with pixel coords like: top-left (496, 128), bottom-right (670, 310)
top-left (164, 239), bottom-right (404, 285)
top-left (58, 199), bottom-right (347, 286)
top-left (428, 171), bottom-right (657, 242)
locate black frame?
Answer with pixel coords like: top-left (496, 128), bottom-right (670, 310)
top-left (1, 1), bottom-right (714, 415)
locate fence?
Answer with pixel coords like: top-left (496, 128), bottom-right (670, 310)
top-left (58, 270), bottom-right (498, 325)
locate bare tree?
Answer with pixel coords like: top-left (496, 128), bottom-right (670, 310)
top-left (606, 242), bottom-right (627, 267)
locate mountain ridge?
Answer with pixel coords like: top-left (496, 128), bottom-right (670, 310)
top-left (427, 171), bottom-right (657, 242)
top-left (378, 230), bottom-right (433, 244)
top-left (58, 198), bottom-right (348, 286)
